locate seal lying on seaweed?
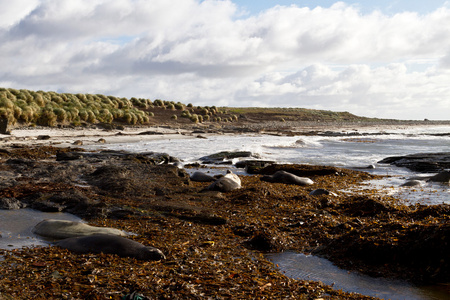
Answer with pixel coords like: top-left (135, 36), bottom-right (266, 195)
top-left (261, 170), bottom-right (314, 186)
top-left (205, 170), bottom-right (241, 192)
top-left (56, 234), bottom-right (165, 261)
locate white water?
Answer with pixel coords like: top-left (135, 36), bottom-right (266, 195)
top-left (85, 125), bottom-right (450, 205)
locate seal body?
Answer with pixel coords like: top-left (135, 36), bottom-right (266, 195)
top-left (428, 171), bottom-right (450, 183)
top-left (33, 219), bottom-right (126, 239)
top-left (261, 170), bottom-right (314, 186)
top-left (206, 171), bottom-right (241, 192)
top-left (401, 180), bottom-right (423, 187)
top-left (56, 234), bottom-right (165, 261)
top-left (190, 171), bottom-right (216, 182)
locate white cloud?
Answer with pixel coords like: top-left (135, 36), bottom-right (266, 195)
top-left (0, 0), bottom-right (450, 119)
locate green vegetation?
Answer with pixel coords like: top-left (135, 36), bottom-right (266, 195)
top-left (0, 87), bottom-right (385, 129)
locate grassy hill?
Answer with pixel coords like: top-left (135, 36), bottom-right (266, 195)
top-left (0, 87), bottom-right (392, 131)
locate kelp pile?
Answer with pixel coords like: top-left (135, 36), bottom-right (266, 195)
top-left (0, 145), bottom-right (448, 299)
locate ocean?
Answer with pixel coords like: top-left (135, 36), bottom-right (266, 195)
top-left (85, 125), bottom-right (450, 205)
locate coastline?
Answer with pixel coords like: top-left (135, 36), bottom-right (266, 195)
top-left (0, 122), bottom-right (449, 299)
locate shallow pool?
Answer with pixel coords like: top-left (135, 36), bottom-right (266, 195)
top-left (0, 208), bottom-right (82, 249)
top-left (266, 251), bottom-right (449, 300)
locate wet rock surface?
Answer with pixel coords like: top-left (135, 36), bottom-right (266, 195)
top-left (378, 152), bottom-right (450, 172)
top-left (0, 145), bottom-right (448, 299)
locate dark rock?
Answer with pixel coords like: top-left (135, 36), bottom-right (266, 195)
top-left (0, 198), bottom-right (26, 209)
top-left (428, 171), bottom-right (450, 183)
top-left (243, 231), bottom-right (282, 252)
top-left (234, 160), bottom-right (276, 174)
top-left (309, 188), bottom-right (332, 196)
top-left (37, 135), bottom-right (51, 140)
top-left (199, 151), bottom-right (259, 164)
top-left (258, 164), bottom-right (341, 177)
top-left (138, 131), bottom-right (164, 135)
top-left (378, 152), bottom-right (450, 173)
top-left (56, 151), bottom-right (83, 161)
top-left (0, 117), bottom-right (10, 134)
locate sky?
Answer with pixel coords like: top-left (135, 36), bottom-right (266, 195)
top-left (1, 1), bottom-right (450, 120)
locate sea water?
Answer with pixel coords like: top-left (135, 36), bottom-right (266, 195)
top-left (85, 125), bottom-right (450, 205)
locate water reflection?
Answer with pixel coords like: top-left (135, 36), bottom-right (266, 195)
top-left (266, 251), bottom-right (449, 300)
top-left (0, 208), bottom-right (82, 249)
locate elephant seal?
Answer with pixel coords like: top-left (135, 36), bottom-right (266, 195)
top-left (190, 171), bottom-right (216, 182)
top-left (206, 171), bottom-right (241, 192)
top-left (261, 171), bottom-right (314, 186)
top-left (33, 219), bottom-right (127, 239)
top-left (55, 234), bottom-right (165, 261)
top-left (428, 171), bottom-right (450, 183)
top-left (401, 180), bottom-right (423, 187)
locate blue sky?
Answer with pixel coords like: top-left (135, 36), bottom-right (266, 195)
top-left (233, 0), bottom-right (448, 15)
top-left (1, 0), bottom-right (450, 120)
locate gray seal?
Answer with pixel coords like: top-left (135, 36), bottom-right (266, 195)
top-left (261, 170), bottom-right (314, 186)
top-left (56, 234), bottom-right (165, 261)
top-left (33, 219), bottom-right (126, 239)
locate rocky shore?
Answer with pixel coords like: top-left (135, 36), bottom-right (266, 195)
top-left (0, 124), bottom-right (449, 299)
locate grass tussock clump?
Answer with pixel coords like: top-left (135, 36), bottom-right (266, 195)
top-left (0, 88), bottom-right (156, 127)
top-left (0, 87), bottom-right (385, 130)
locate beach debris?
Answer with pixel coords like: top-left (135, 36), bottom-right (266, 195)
top-left (309, 188), bottom-right (337, 196)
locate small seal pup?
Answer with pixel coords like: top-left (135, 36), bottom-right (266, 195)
top-left (33, 219), bottom-right (127, 239)
top-left (56, 234), bottom-right (165, 261)
top-left (261, 170), bottom-right (314, 186)
top-left (206, 170), bottom-right (241, 192)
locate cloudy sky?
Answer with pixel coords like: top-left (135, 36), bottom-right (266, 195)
top-left (1, 0), bottom-right (449, 120)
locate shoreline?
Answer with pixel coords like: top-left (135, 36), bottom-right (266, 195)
top-left (2, 120), bottom-right (449, 148)
top-left (0, 123), bottom-right (449, 299)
